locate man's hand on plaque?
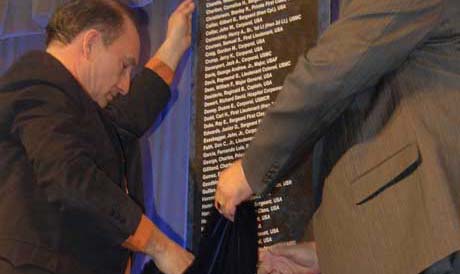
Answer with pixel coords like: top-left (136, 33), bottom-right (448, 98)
top-left (214, 160), bottom-right (254, 221)
top-left (257, 242), bottom-right (320, 274)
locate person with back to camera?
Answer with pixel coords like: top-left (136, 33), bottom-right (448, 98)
top-left (215, 0), bottom-right (460, 273)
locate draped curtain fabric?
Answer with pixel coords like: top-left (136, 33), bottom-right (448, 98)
top-left (135, 0), bottom-right (194, 272)
top-left (0, 1), bottom-right (193, 274)
top-left (0, 0), bottom-right (56, 74)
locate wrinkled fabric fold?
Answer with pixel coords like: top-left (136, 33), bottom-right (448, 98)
top-left (185, 202), bottom-right (258, 274)
top-left (143, 202), bottom-right (258, 274)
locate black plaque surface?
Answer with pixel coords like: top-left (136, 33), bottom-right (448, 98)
top-left (194, 0), bottom-right (320, 248)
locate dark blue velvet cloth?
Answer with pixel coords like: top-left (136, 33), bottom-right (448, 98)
top-left (185, 202), bottom-right (258, 274)
top-left (142, 203), bottom-right (258, 274)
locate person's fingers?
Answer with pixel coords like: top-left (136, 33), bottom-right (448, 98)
top-left (259, 248), bottom-right (269, 261)
top-left (271, 243), bottom-right (310, 260)
top-left (176, 0), bottom-right (195, 15)
top-left (214, 185), bottom-right (225, 212)
top-left (214, 199), bottom-right (235, 221)
top-left (221, 201), bottom-right (235, 221)
top-left (214, 178), bottom-right (230, 219)
top-left (260, 250), bottom-right (320, 274)
top-left (215, 160), bottom-right (252, 221)
top-left (257, 251), bottom-right (274, 274)
top-left (257, 264), bottom-right (272, 274)
top-left (269, 243), bottom-right (319, 271)
top-left (184, 0), bottom-right (196, 13)
top-left (176, 0), bottom-right (193, 11)
top-left (275, 256), bottom-right (307, 274)
top-left (269, 244), bottom-right (296, 258)
top-left (266, 242), bottom-right (298, 261)
top-left (178, 251), bottom-right (194, 273)
top-left (214, 199), bottom-right (225, 216)
top-left (274, 258), bottom-right (291, 274)
top-left (186, 250), bottom-right (195, 262)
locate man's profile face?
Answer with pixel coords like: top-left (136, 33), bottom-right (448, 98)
top-left (86, 18), bottom-right (140, 108)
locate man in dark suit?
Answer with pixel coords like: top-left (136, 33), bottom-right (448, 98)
top-left (0, 0), bottom-right (195, 273)
top-left (215, 0), bottom-right (460, 273)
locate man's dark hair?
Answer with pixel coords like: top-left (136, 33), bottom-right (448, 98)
top-left (46, 0), bottom-right (137, 47)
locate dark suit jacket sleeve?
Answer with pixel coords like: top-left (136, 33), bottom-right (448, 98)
top-left (242, 0), bottom-right (444, 194)
top-left (103, 68), bottom-right (171, 140)
top-left (11, 86), bottom-right (143, 244)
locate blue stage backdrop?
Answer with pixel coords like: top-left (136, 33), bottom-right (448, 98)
top-left (0, 1), bottom-right (193, 273)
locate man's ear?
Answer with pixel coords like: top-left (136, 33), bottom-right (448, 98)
top-left (82, 29), bottom-right (102, 60)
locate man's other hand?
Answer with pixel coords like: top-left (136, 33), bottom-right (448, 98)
top-left (214, 160), bottom-right (254, 221)
top-left (258, 242), bottom-right (320, 274)
top-left (144, 225), bottom-right (194, 274)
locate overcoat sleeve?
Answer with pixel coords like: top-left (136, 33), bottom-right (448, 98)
top-left (242, 0), bottom-right (444, 194)
top-left (103, 68), bottom-right (171, 140)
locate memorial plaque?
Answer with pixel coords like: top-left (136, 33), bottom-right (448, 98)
top-left (194, 0), bottom-right (322, 248)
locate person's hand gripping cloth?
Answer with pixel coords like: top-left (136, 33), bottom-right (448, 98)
top-left (185, 201), bottom-right (258, 274)
top-left (141, 202), bottom-right (257, 274)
